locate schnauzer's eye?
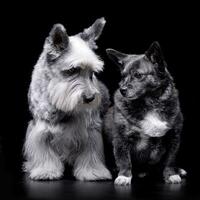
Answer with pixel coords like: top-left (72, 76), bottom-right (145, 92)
top-left (62, 67), bottom-right (81, 76)
top-left (134, 72), bottom-right (143, 79)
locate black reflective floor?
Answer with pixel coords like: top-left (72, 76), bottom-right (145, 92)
top-left (1, 168), bottom-right (200, 200)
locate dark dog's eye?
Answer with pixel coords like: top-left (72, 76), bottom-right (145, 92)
top-left (134, 72), bottom-right (143, 79)
top-left (62, 67), bottom-right (81, 76)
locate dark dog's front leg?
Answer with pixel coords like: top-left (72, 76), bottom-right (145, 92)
top-left (163, 130), bottom-right (184, 184)
top-left (113, 138), bottom-right (132, 185)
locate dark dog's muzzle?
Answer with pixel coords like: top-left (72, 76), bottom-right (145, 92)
top-left (120, 87), bottom-right (128, 96)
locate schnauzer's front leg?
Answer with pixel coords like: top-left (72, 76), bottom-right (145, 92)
top-left (23, 120), bottom-right (64, 180)
top-left (73, 129), bottom-right (112, 181)
top-left (113, 138), bottom-right (132, 186)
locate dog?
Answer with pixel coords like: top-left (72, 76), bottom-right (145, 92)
top-left (103, 41), bottom-right (186, 185)
top-left (23, 17), bottom-right (112, 181)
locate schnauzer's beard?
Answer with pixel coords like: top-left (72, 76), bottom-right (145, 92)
top-left (48, 78), bottom-right (101, 113)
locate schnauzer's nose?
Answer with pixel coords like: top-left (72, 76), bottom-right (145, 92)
top-left (83, 94), bottom-right (95, 103)
top-left (120, 87), bottom-right (127, 96)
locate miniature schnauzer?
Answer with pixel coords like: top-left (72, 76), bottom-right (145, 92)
top-left (104, 41), bottom-right (186, 185)
top-left (23, 17), bottom-right (112, 181)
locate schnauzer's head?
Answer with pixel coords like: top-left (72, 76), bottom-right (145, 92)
top-left (40, 18), bottom-right (106, 112)
top-left (106, 42), bottom-right (171, 100)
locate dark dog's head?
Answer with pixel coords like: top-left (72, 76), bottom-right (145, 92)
top-left (106, 42), bottom-right (171, 99)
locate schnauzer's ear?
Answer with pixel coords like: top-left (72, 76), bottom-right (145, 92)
top-left (49, 24), bottom-right (69, 50)
top-left (145, 41), bottom-right (165, 65)
top-left (47, 24), bottom-right (69, 62)
top-left (79, 17), bottom-right (106, 49)
top-left (106, 48), bottom-right (128, 70)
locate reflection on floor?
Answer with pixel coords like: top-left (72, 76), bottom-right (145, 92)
top-left (1, 169), bottom-right (199, 200)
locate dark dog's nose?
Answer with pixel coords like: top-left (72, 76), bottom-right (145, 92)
top-left (83, 94), bottom-right (95, 103)
top-left (120, 87), bottom-right (127, 96)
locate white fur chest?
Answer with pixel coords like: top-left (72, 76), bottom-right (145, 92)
top-left (49, 115), bottom-right (89, 161)
top-left (140, 111), bottom-right (169, 137)
top-left (49, 110), bottom-right (101, 162)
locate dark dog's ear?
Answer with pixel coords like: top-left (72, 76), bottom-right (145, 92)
top-left (106, 48), bottom-right (128, 70)
top-left (79, 17), bottom-right (106, 49)
top-left (145, 41), bottom-right (165, 65)
top-left (47, 24), bottom-right (69, 62)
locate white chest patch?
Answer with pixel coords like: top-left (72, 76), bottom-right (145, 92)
top-left (140, 111), bottom-right (169, 137)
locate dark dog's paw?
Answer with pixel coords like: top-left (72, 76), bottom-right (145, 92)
top-left (163, 167), bottom-right (186, 184)
top-left (114, 175), bottom-right (132, 186)
top-left (178, 168), bottom-right (187, 177)
top-left (165, 174), bottom-right (182, 184)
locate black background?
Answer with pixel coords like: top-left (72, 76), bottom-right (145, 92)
top-left (1, 1), bottom-right (200, 199)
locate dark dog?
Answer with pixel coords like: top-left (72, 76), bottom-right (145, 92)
top-left (103, 42), bottom-right (186, 185)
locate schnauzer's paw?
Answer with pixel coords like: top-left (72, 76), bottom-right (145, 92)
top-left (165, 174), bottom-right (182, 184)
top-left (29, 167), bottom-right (63, 180)
top-left (75, 167), bottom-right (112, 181)
top-left (114, 176), bottom-right (132, 186)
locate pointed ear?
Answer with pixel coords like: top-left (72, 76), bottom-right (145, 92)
top-left (106, 48), bottom-right (128, 70)
top-left (47, 24), bottom-right (69, 62)
top-left (49, 24), bottom-right (69, 50)
top-left (79, 17), bottom-right (106, 49)
top-left (145, 41), bottom-right (165, 65)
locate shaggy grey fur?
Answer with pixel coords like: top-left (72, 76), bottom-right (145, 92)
top-left (104, 42), bottom-right (186, 185)
top-left (23, 17), bottom-right (112, 181)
